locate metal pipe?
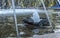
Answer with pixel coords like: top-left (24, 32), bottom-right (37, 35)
top-left (11, 0), bottom-right (20, 38)
top-left (0, 9), bottom-right (48, 16)
top-left (40, 0), bottom-right (53, 30)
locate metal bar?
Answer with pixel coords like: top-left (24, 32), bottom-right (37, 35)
top-left (40, 0), bottom-right (53, 31)
top-left (11, 0), bottom-right (20, 38)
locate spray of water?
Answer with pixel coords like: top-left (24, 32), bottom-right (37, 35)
top-left (31, 12), bottom-right (42, 23)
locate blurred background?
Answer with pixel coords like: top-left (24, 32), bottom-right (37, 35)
top-left (0, 0), bottom-right (60, 38)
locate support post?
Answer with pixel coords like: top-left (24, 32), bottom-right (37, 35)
top-left (40, 0), bottom-right (53, 31)
top-left (11, 0), bottom-right (20, 38)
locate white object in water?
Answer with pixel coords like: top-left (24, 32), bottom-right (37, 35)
top-left (31, 12), bottom-right (40, 22)
top-left (54, 29), bottom-right (60, 33)
top-left (20, 32), bottom-right (25, 35)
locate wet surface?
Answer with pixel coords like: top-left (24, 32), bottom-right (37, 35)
top-left (32, 32), bottom-right (60, 38)
top-left (7, 32), bottom-right (60, 38)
